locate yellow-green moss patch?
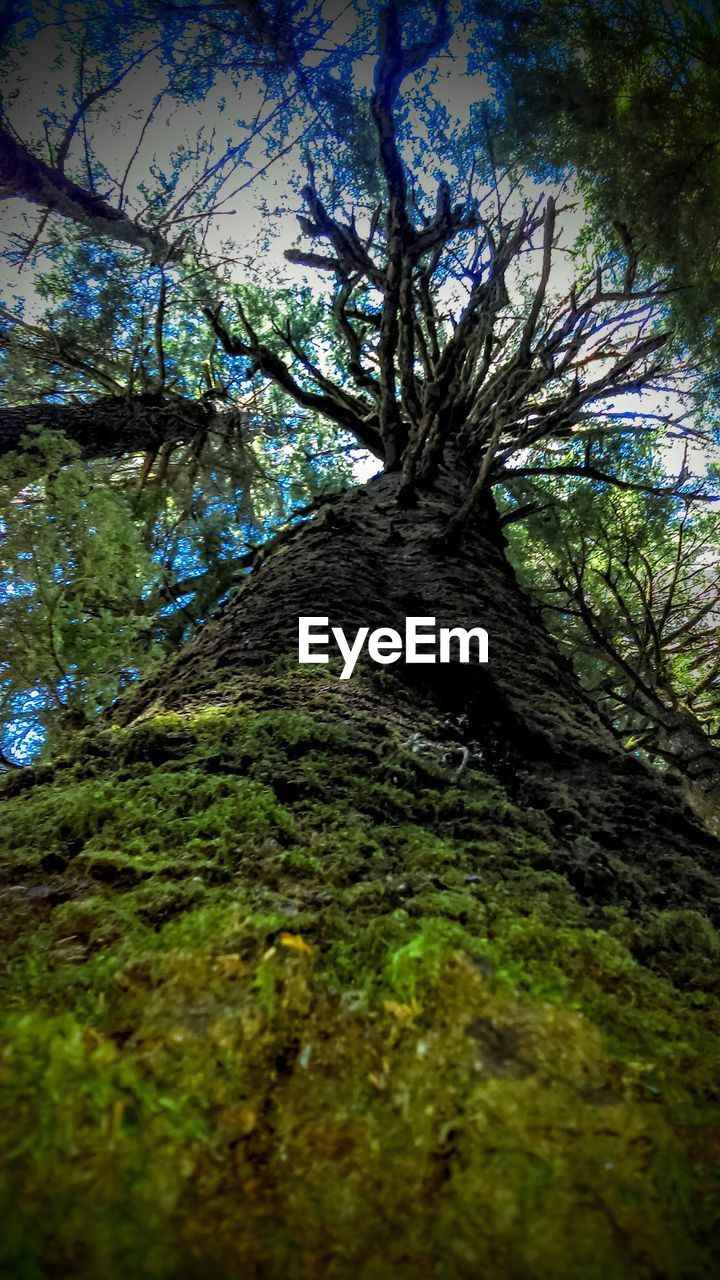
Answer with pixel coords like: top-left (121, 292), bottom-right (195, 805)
top-left (1, 701), bottom-right (718, 1278)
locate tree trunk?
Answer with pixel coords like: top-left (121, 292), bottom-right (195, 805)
top-left (3, 460), bottom-right (720, 1278)
top-left (118, 460), bottom-right (720, 918)
top-left (653, 705), bottom-right (720, 839)
top-left (0, 396), bottom-right (209, 462)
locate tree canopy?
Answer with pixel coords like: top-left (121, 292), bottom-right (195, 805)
top-left (481, 0), bottom-right (720, 366)
top-left (0, 0), bottom-right (717, 796)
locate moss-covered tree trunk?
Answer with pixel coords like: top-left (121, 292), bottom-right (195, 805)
top-left (119, 463), bottom-right (719, 917)
top-left (2, 464), bottom-right (719, 1280)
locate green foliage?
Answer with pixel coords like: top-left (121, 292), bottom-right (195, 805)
top-left (0, 312), bottom-right (358, 763)
top-left (0, 430), bottom-right (162, 757)
top-left (483, 0), bottom-right (720, 366)
top-left (503, 460), bottom-right (720, 769)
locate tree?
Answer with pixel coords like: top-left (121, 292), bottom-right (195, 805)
top-left (506, 476), bottom-right (720, 831)
top-left (481, 0), bottom-right (720, 366)
top-left (1, 3), bottom-right (719, 1276)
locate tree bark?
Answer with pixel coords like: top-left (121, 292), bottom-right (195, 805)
top-left (116, 461), bottom-right (720, 919)
top-left (3, 453), bottom-right (719, 1276)
top-left (0, 395), bottom-right (210, 462)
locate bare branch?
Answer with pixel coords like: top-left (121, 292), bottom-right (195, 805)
top-left (498, 464), bottom-right (717, 503)
top-left (0, 123), bottom-right (178, 262)
top-left (204, 305), bottom-right (384, 458)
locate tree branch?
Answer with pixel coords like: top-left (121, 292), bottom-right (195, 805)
top-left (497, 464), bottom-right (717, 502)
top-left (0, 395), bottom-right (210, 463)
top-left (204, 306), bottom-right (384, 458)
top-left (0, 123), bottom-right (178, 262)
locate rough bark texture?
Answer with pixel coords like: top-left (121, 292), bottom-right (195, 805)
top-left (2, 463), bottom-right (720, 1278)
top-left (654, 706), bottom-right (720, 837)
top-left (118, 462), bottom-right (720, 919)
top-left (0, 395), bottom-right (210, 461)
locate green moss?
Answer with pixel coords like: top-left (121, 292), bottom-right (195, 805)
top-left (629, 909), bottom-right (720, 992)
top-left (0, 700), bottom-right (718, 1278)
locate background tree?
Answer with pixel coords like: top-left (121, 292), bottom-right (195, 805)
top-left (481, 0), bottom-right (720, 368)
top-left (505, 472), bottom-right (720, 829)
